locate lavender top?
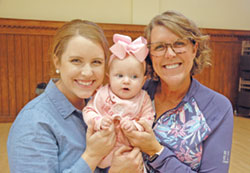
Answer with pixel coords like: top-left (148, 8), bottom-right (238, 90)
top-left (143, 78), bottom-right (233, 173)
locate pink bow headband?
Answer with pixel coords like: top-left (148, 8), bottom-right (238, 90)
top-left (109, 34), bottom-right (149, 65)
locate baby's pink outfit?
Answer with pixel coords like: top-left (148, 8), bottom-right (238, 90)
top-left (83, 84), bottom-right (155, 168)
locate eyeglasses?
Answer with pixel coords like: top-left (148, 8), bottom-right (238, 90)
top-left (147, 38), bottom-right (194, 57)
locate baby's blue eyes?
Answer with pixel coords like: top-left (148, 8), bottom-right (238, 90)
top-left (132, 75), bottom-right (138, 79)
top-left (115, 74), bottom-right (138, 79)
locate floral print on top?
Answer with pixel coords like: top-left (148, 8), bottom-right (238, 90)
top-left (153, 97), bottom-right (211, 170)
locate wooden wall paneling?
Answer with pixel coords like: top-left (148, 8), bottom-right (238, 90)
top-left (223, 41), bottom-right (234, 102)
top-left (0, 34), bottom-right (9, 119)
top-left (14, 35), bottom-right (24, 116)
top-left (220, 42), bottom-right (229, 97)
top-left (0, 34), bottom-right (4, 116)
top-left (0, 35), bottom-right (2, 116)
top-left (21, 35), bottom-right (31, 106)
top-left (28, 35), bottom-right (38, 100)
top-left (194, 64), bottom-right (213, 88)
top-left (212, 41), bottom-right (226, 94)
top-left (204, 40), bottom-right (235, 106)
top-left (209, 42), bottom-right (217, 91)
top-left (42, 36), bottom-right (52, 83)
top-left (220, 41), bottom-right (240, 105)
top-left (7, 35), bottom-right (17, 118)
top-left (225, 41), bottom-right (240, 102)
top-left (230, 41), bottom-right (242, 106)
top-left (35, 36), bottom-right (44, 85)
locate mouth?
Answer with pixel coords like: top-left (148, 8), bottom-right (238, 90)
top-left (164, 63), bottom-right (181, 69)
top-left (122, 87), bottom-right (130, 91)
top-left (76, 80), bottom-right (94, 87)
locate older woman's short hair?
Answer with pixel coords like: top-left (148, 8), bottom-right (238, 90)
top-left (145, 10), bottom-right (211, 77)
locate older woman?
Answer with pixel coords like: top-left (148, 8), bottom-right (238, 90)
top-left (124, 11), bottom-right (233, 172)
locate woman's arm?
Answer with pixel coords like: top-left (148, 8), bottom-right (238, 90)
top-left (199, 108), bottom-right (233, 172)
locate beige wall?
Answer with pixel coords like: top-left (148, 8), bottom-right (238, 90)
top-left (0, 0), bottom-right (249, 30)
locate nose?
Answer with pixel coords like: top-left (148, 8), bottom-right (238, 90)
top-left (123, 76), bottom-right (130, 84)
top-left (81, 64), bottom-right (93, 76)
top-left (164, 46), bottom-right (176, 58)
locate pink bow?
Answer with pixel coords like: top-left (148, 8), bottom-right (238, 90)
top-left (109, 34), bottom-right (149, 63)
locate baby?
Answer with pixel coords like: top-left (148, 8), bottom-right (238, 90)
top-left (83, 34), bottom-right (154, 169)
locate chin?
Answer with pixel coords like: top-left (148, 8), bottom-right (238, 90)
top-left (162, 73), bottom-right (187, 85)
top-left (77, 91), bottom-right (95, 99)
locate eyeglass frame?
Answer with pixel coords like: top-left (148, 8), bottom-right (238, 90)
top-left (147, 37), bottom-right (196, 57)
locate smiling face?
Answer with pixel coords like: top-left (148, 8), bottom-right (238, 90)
top-left (109, 55), bottom-right (146, 99)
top-left (150, 25), bottom-right (197, 89)
top-left (54, 35), bottom-right (105, 106)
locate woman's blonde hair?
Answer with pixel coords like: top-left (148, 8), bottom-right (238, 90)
top-left (51, 19), bottom-right (109, 64)
top-left (145, 11), bottom-right (211, 77)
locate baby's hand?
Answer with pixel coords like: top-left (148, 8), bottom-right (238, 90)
top-left (100, 116), bottom-right (113, 130)
top-left (121, 120), bottom-right (136, 132)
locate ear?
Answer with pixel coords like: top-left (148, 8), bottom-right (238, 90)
top-left (53, 55), bottom-right (61, 70)
top-left (193, 42), bottom-right (198, 55)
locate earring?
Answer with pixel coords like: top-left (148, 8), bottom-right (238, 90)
top-left (56, 69), bottom-right (60, 74)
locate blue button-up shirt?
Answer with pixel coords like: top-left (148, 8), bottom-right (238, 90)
top-left (7, 80), bottom-right (107, 173)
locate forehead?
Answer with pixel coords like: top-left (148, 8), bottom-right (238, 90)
top-left (63, 35), bottom-right (105, 60)
top-left (151, 25), bottom-right (181, 43)
top-left (110, 55), bottom-right (145, 73)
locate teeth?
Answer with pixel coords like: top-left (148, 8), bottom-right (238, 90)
top-left (165, 64), bottom-right (179, 69)
top-left (78, 81), bottom-right (93, 86)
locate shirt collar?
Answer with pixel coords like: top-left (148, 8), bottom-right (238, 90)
top-left (182, 77), bottom-right (199, 103)
top-left (44, 79), bottom-right (77, 119)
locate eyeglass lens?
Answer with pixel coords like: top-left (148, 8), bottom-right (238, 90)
top-left (149, 38), bottom-right (189, 56)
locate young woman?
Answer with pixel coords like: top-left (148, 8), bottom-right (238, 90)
top-left (7, 19), bottom-right (143, 173)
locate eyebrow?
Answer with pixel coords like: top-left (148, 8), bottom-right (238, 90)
top-left (69, 56), bottom-right (83, 59)
top-left (69, 56), bottom-right (105, 61)
top-left (150, 38), bottom-right (184, 44)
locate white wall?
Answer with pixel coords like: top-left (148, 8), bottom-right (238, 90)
top-left (0, 0), bottom-right (249, 30)
top-left (159, 0), bottom-right (250, 30)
